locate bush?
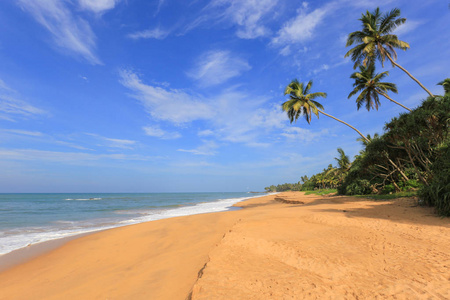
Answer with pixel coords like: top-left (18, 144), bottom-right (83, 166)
top-left (345, 179), bottom-right (372, 195)
top-left (383, 184), bottom-right (395, 194)
top-left (418, 144), bottom-right (450, 216)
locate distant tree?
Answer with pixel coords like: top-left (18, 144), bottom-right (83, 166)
top-left (345, 7), bottom-right (434, 97)
top-left (282, 79), bottom-right (369, 143)
top-left (348, 65), bottom-right (411, 112)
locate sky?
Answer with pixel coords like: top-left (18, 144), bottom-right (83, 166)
top-left (0, 0), bottom-right (448, 192)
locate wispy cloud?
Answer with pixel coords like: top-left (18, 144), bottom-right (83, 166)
top-left (394, 20), bottom-right (422, 37)
top-left (184, 0), bottom-right (278, 39)
top-left (18, 0), bottom-right (101, 64)
top-left (0, 80), bottom-right (46, 121)
top-left (2, 129), bottom-right (43, 136)
top-left (198, 129), bottom-right (214, 137)
top-left (120, 70), bottom-right (294, 147)
top-left (178, 140), bottom-right (218, 156)
top-left (0, 148), bottom-right (153, 163)
top-left (272, 4), bottom-right (331, 47)
top-left (281, 127), bottom-right (328, 142)
top-left (86, 133), bottom-right (137, 149)
top-left (78, 0), bottom-right (121, 13)
top-left (143, 125), bottom-right (181, 139)
top-left (120, 70), bottom-right (213, 124)
top-left (127, 27), bottom-right (170, 40)
top-left (187, 50), bottom-right (251, 86)
top-left (215, 0), bottom-right (278, 39)
top-left (155, 0), bottom-right (166, 16)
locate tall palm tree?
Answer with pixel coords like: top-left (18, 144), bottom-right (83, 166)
top-left (282, 79), bottom-right (369, 143)
top-left (438, 78), bottom-right (450, 95)
top-left (348, 65), bottom-right (411, 112)
top-left (345, 7), bottom-right (434, 97)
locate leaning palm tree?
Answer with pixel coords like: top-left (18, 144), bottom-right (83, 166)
top-left (282, 79), bottom-right (369, 143)
top-left (438, 78), bottom-right (450, 95)
top-left (348, 65), bottom-right (411, 112)
top-left (345, 7), bottom-right (434, 97)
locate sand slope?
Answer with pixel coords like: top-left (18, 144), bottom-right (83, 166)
top-left (1, 192), bottom-right (449, 299)
top-left (191, 192), bottom-right (450, 299)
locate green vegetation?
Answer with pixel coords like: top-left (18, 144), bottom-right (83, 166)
top-left (355, 191), bottom-right (417, 200)
top-left (265, 7), bottom-right (449, 216)
top-left (345, 7), bottom-right (434, 97)
top-left (282, 79), bottom-right (369, 143)
top-left (304, 189), bottom-right (337, 196)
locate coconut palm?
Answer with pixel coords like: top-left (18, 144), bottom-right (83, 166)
top-left (334, 148), bottom-right (351, 171)
top-left (345, 7), bottom-right (434, 97)
top-left (282, 79), bottom-right (369, 143)
top-left (348, 65), bottom-right (411, 112)
top-left (438, 78), bottom-right (450, 95)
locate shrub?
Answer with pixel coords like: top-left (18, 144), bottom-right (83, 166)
top-left (418, 144), bottom-right (450, 216)
top-left (345, 179), bottom-right (372, 195)
top-left (383, 184), bottom-right (395, 194)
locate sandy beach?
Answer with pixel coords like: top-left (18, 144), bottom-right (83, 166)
top-left (0, 192), bottom-right (449, 299)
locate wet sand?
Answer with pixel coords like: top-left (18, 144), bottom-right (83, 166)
top-left (0, 192), bottom-right (449, 299)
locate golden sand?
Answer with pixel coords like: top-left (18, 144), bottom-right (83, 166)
top-left (0, 192), bottom-right (449, 299)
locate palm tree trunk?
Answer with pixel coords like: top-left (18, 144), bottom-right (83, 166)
top-left (385, 52), bottom-right (434, 98)
top-left (318, 109), bottom-right (369, 143)
top-left (379, 91), bottom-right (412, 112)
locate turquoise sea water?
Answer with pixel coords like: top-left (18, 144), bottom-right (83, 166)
top-left (0, 192), bottom-right (266, 255)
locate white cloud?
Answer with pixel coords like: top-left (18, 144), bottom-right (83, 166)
top-left (86, 133), bottom-right (136, 149)
top-left (0, 148), bottom-right (152, 163)
top-left (281, 127), bottom-right (328, 142)
top-left (155, 0), bottom-right (166, 15)
top-left (280, 45), bottom-right (291, 56)
top-left (78, 0), bottom-right (121, 13)
top-left (0, 81), bottom-right (46, 122)
top-left (2, 129), bottom-right (43, 136)
top-left (185, 0), bottom-right (278, 39)
top-left (120, 70), bottom-right (213, 124)
top-left (120, 71), bottom-right (289, 147)
top-left (187, 50), bottom-right (251, 86)
top-left (311, 64), bottom-right (329, 75)
top-left (178, 140), bottom-right (218, 156)
top-left (272, 5), bottom-right (329, 46)
top-left (217, 0), bottom-right (278, 39)
top-left (198, 129), bottom-right (214, 137)
top-left (394, 20), bottom-right (422, 37)
top-left (127, 27), bottom-right (170, 40)
top-left (18, 0), bottom-right (101, 64)
top-left (143, 125), bottom-right (181, 139)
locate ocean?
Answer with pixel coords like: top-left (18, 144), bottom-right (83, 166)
top-left (0, 192), bottom-right (266, 255)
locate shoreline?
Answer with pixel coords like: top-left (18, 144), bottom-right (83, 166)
top-left (1, 192), bottom-right (449, 299)
top-left (0, 192), bottom-right (273, 263)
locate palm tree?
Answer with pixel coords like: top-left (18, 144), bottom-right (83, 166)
top-left (282, 79), bottom-right (369, 143)
top-left (348, 65), bottom-right (411, 112)
top-left (345, 7), bottom-right (434, 97)
top-left (438, 78), bottom-right (450, 95)
top-left (334, 148), bottom-right (351, 171)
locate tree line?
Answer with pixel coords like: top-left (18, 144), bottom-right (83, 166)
top-left (266, 7), bottom-right (450, 216)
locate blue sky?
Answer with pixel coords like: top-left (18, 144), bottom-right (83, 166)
top-left (0, 0), bottom-right (448, 192)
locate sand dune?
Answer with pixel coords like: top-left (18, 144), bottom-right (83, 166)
top-left (1, 192), bottom-right (449, 299)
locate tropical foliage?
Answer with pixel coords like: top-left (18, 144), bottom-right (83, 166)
top-left (270, 7), bottom-right (449, 216)
top-left (282, 79), bottom-right (369, 143)
top-left (345, 7), bottom-right (434, 97)
top-left (348, 65), bottom-right (411, 111)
